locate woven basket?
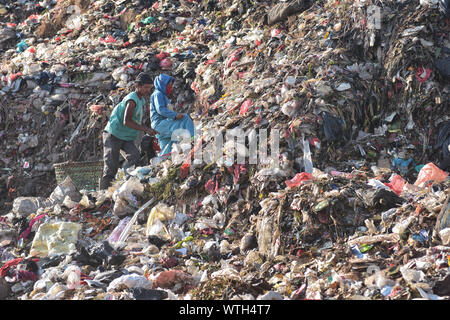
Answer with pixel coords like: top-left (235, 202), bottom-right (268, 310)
top-left (53, 161), bottom-right (103, 191)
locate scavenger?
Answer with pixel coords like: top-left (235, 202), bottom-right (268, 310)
top-left (150, 73), bottom-right (195, 156)
top-left (100, 73), bottom-right (158, 189)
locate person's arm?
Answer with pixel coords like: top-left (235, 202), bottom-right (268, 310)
top-left (124, 100), bottom-right (157, 135)
top-left (154, 93), bottom-right (178, 120)
top-left (175, 112), bottom-right (185, 119)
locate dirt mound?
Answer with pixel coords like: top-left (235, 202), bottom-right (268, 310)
top-left (35, 0), bottom-right (90, 39)
top-left (71, 0), bottom-right (91, 10)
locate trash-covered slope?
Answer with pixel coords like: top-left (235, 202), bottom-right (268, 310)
top-left (0, 0), bottom-right (449, 300)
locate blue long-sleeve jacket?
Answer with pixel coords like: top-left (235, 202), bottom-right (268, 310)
top-left (150, 74), bottom-right (177, 128)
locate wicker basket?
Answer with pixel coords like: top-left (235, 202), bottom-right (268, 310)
top-left (53, 161), bottom-right (103, 191)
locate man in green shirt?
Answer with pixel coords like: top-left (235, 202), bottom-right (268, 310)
top-left (100, 73), bottom-right (157, 190)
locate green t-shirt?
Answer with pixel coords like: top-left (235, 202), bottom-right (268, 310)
top-left (105, 92), bottom-right (146, 141)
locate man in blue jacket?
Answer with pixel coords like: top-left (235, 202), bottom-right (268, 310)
top-left (150, 74), bottom-right (195, 156)
top-left (100, 73), bottom-right (158, 190)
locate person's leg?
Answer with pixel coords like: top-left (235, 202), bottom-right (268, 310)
top-left (181, 114), bottom-right (195, 138)
top-left (100, 132), bottom-right (122, 189)
top-left (155, 119), bottom-right (176, 156)
top-left (121, 140), bottom-right (140, 172)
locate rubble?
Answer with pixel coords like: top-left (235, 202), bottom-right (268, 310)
top-left (0, 0), bottom-right (449, 301)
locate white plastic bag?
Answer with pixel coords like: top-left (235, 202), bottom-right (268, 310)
top-left (107, 274), bottom-right (153, 292)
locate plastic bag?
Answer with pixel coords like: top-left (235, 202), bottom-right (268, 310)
top-left (439, 0), bottom-right (450, 16)
top-left (285, 172), bottom-right (313, 188)
top-left (146, 203), bottom-right (175, 238)
top-left (62, 195), bottom-right (78, 209)
top-left (140, 134), bottom-right (160, 161)
top-left (12, 197), bottom-right (50, 217)
top-left (113, 177), bottom-right (144, 206)
top-left (320, 111), bottom-right (344, 141)
top-left (400, 266), bottom-right (425, 284)
top-left (147, 203), bottom-right (174, 225)
top-left (107, 274), bottom-right (153, 292)
top-left (435, 56), bottom-right (450, 80)
top-left (391, 158), bottom-right (414, 175)
top-left (64, 265), bottom-right (81, 290)
top-left (434, 120), bottom-right (450, 166)
top-left (414, 163), bottom-right (448, 187)
top-left (113, 198), bottom-right (135, 217)
top-left (30, 222), bottom-right (81, 257)
top-left (360, 188), bottom-right (404, 209)
top-left (16, 40), bottom-right (28, 52)
top-left (239, 99), bottom-right (253, 116)
top-left (146, 219), bottom-right (170, 240)
top-left (384, 174), bottom-right (405, 195)
top-left (108, 216), bottom-right (131, 244)
top-left (205, 178), bottom-right (218, 195)
top-left (180, 162), bottom-right (190, 179)
top-left (48, 176), bottom-right (81, 204)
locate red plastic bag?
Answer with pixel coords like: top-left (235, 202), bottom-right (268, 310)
top-left (152, 137), bottom-right (161, 153)
top-left (27, 14), bottom-right (39, 21)
top-left (239, 99), bottom-right (253, 115)
top-left (156, 52), bottom-right (169, 60)
top-left (205, 179), bottom-right (218, 195)
top-left (9, 72), bottom-right (22, 81)
top-left (415, 67), bottom-right (432, 83)
top-left (180, 163), bottom-right (190, 179)
top-left (19, 213), bottom-right (47, 240)
top-left (191, 81), bottom-right (200, 94)
top-left (226, 48), bottom-right (244, 68)
top-left (384, 174), bottom-right (405, 195)
top-left (101, 35), bottom-right (116, 43)
top-left (0, 258), bottom-right (24, 277)
top-left (227, 164), bottom-right (246, 184)
top-left (89, 104), bottom-right (104, 115)
top-left (285, 172), bottom-right (313, 188)
top-left (271, 28), bottom-right (282, 37)
top-left (414, 163), bottom-right (448, 187)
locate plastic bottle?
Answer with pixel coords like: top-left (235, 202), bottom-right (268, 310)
top-left (392, 216), bottom-right (416, 234)
top-left (302, 134), bottom-right (313, 174)
top-left (381, 208), bottom-right (398, 221)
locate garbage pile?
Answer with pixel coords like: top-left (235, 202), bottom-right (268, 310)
top-left (0, 0), bottom-right (449, 300)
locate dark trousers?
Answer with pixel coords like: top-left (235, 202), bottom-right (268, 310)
top-left (100, 131), bottom-right (140, 189)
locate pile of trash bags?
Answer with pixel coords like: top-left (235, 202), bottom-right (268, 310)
top-left (0, 0), bottom-right (449, 300)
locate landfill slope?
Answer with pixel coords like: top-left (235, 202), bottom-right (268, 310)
top-left (0, 0), bottom-right (449, 300)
